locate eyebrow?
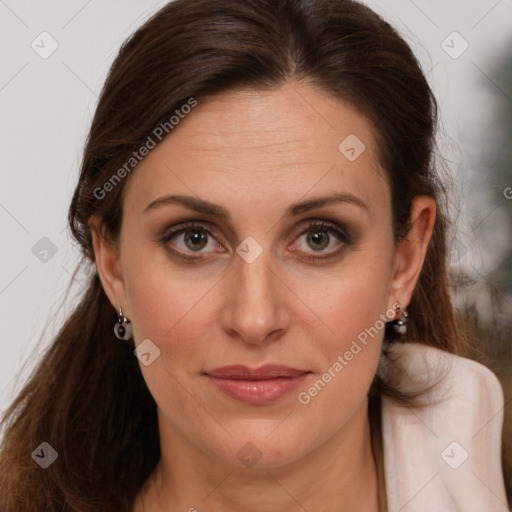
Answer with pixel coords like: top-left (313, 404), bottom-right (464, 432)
top-left (143, 192), bottom-right (368, 217)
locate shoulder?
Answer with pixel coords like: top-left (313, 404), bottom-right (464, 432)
top-left (380, 342), bottom-right (508, 512)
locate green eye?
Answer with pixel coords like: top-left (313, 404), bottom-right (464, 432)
top-left (183, 229), bottom-right (209, 251)
top-left (159, 219), bottom-right (350, 263)
top-left (306, 229), bottom-right (331, 251)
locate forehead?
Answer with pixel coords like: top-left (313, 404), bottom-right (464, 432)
top-left (123, 80), bottom-right (390, 220)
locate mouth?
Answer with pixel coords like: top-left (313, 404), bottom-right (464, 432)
top-left (204, 365), bottom-right (311, 405)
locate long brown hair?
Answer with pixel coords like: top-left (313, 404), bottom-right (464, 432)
top-left (1, 0), bottom-right (509, 509)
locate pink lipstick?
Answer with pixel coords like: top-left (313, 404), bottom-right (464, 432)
top-left (205, 364), bottom-right (310, 405)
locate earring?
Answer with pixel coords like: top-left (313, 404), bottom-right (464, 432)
top-left (393, 303), bottom-right (408, 335)
top-left (114, 306), bottom-right (133, 340)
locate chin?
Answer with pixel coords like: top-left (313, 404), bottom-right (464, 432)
top-left (210, 419), bottom-right (315, 470)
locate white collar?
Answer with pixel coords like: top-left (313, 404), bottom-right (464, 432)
top-left (380, 342), bottom-right (508, 511)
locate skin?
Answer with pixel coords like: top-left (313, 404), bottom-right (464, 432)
top-left (90, 80), bottom-right (436, 511)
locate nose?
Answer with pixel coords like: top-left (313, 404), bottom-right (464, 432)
top-left (220, 247), bottom-right (290, 346)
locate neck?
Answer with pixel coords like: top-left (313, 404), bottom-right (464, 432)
top-left (134, 398), bottom-right (379, 512)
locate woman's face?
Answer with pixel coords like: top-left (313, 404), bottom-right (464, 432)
top-left (92, 80), bottom-right (430, 469)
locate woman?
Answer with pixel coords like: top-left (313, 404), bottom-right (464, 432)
top-left (0, 0), bottom-right (509, 510)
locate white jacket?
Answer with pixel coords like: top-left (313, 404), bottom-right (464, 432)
top-left (381, 342), bottom-right (509, 511)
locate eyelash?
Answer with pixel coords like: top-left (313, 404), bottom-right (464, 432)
top-left (158, 220), bottom-right (351, 263)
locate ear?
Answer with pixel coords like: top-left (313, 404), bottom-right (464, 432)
top-left (388, 195), bottom-right (436, 310)
top-left (88, 214), bottom-right (129, 316)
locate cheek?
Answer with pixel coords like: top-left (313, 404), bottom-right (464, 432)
top-left (120, 231), bottom-right (209, 339)
top-left (294, 244), bottom-right (394, 410)
top-left (122, 258), bottom-right (217, 425)
top-left (302, 284), bottom-right (387, 403)
top-left (125, 265), bottom-right (211, 355)
top-left (293, 278), bottom-right (391, 435)
top-left (305, 247), bottom-right (394, 357)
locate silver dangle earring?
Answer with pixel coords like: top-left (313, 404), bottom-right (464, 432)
top-left (393, 303), bottom-right (408, 335)
top-left (114, 306), bottom-right (133, 340)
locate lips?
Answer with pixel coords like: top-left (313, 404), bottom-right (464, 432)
top-left (205, 365), bottom-right (311, 405)
top-left (206, 364), bottom-right (309, 379)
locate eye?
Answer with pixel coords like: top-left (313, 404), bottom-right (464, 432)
top-left (292, 220), bottom-right (350, 260)
top-left (158, 221), bottom-right (225, 262)
top-left (158, 219), bottom-right (351, 263)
